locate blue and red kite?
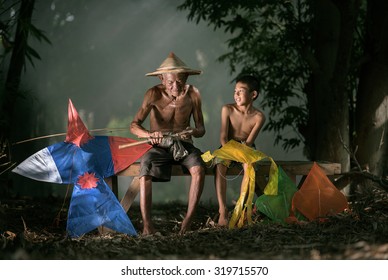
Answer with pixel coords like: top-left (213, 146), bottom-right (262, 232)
top-left (13, 99), bottom-right (151, 237)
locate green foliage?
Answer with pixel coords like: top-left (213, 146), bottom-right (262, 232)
top-left (24, 24), bottom-right (51, 68)
top-left (0, 0), bottom-right (51, 176)
top-left (178, 0), bottom-right (313, 151)
top-left (0, 1), bottom-right (51, 70)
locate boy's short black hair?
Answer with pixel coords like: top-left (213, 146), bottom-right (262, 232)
top-left (236, 75), bottom-right (260, 99)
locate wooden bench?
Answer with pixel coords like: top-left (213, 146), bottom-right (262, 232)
top-left (108, 161), bottom-right (342, 213)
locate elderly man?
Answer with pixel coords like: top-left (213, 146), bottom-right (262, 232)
top-left (130, 52), bottom-right (206, 235)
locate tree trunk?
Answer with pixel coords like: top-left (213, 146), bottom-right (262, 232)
top-left (305, 0), bottom-right (360, 172)
top-left (355, 0), bottom-right (388, 176)
top-left (1, 0), bottom-right (35, 135)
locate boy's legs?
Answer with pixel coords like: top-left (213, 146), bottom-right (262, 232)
top-left (215, 163), bottom-right (228, 226)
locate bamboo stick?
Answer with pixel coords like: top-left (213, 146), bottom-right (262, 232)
top-left (118, 139), bottom-right (150, 149)
top-left (118, 129), bottom-right (193, 149)
top-left (12, 127), bottom-right (129, 145)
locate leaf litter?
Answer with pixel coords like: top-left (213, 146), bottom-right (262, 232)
top-left (0, 187), bottom-right (387, 260)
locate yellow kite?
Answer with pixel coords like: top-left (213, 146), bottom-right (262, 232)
top-left (202, 140), bottom-right (278, 229)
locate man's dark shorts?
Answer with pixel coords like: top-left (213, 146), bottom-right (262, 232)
top-left (139, 141), bottom-right (205, 182)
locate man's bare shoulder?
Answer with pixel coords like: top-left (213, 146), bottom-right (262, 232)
top-left (184, 85), bottom-right (203, 105)
top-left (146, 84), bottom-right (163, 95)
top-left (144, 84), bottom-right (163, 101)
top-left (186, 84), bottom-right (201, 96)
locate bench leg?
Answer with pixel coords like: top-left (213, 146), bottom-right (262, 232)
top-left (255, 175), bottom-right (267, 196)
top-left (120, 176), bottom-right (141, 213)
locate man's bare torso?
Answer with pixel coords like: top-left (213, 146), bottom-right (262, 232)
top-left (148, 84), bottom-right (194, 133)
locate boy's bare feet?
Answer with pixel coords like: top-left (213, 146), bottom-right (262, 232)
top-left (217, 214), bottom-right (229, 227)
top-left (217, 207), bottom-right (229, 227)
top-left (142, 224), bottom-right (156, 236)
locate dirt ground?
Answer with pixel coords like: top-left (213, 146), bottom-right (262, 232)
top-left (1, 186), bottom-right (387, 260)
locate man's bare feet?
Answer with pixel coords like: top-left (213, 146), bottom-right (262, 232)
top-left (179, 218), bottom-right (191, 235)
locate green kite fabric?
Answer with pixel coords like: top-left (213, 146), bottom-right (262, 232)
top-left (255, 166), bottom-right (298, 223)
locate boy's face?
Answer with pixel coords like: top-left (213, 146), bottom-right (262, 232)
top-left (234, 82), bottom-right (257, 105)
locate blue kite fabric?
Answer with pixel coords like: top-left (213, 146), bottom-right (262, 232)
top-left (13, 99), bottom-right (151, 238)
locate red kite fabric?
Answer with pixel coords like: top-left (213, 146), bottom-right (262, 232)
top-left (65, 99), bottom-right (94, 147)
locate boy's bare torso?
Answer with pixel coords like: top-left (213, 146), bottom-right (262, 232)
top-left (226, 103), bottom-right (265, 143)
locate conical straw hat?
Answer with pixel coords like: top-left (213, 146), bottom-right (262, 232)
top-left (146, 52), bottom-right (202, 76)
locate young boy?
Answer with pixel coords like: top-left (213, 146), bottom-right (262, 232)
top-left (215, 75), bottom-right (266, 226)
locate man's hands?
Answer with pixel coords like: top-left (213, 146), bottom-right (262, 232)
top-left (148, 131), bottom-right (164, 145)
top-left (148, 127), bottom-right (194, 144)
top-left (179, 127), bottom-right (194, 140)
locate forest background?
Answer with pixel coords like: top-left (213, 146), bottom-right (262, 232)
top-left (1, 0), bottom-right (388, 204)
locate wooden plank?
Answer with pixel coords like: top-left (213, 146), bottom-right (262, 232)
top-left (116, 161), bottom-right (342, 177)
top-left (277, 161), bottom-right (342, 176)
top-left (113, 161), bottom-right (342, 213)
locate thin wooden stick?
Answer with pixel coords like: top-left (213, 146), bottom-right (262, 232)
top-left (118, 129), bottom-right (194, 150)
top-left (12, 127), bottom-right (129, 145)
top-left (119, 139), bottom-right (150, 149)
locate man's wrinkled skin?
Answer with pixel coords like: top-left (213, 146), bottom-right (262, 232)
top-left (130, 72), bottom-right (205, 235)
